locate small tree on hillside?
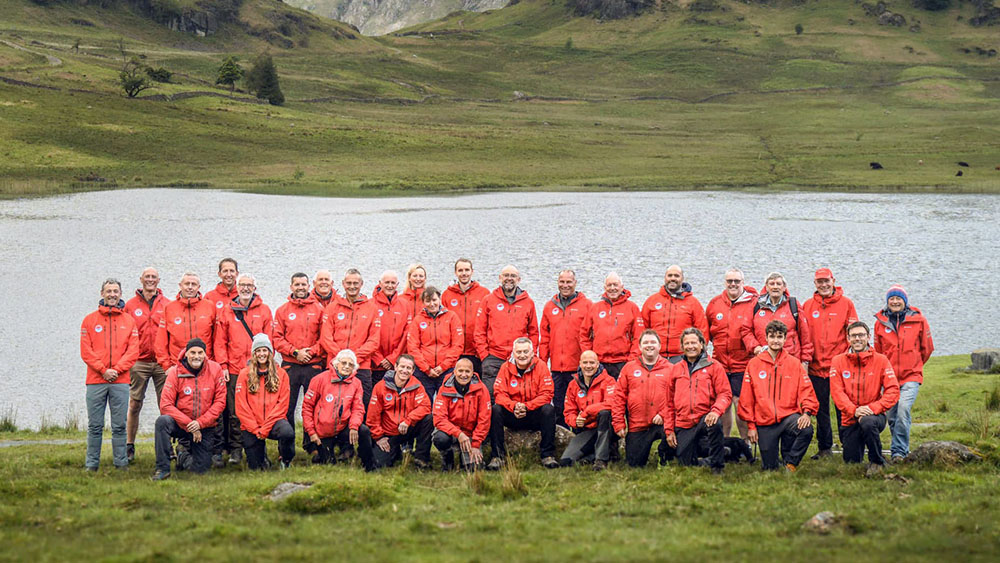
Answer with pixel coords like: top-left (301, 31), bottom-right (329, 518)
top-left (119, 56), bottom-right (153, 98)
top-left (245, 52), bottom-right (284, 106)
top-left (795, 23), bottom-right (804, 35)
top-left (216, 56), bottom-right (244, 95)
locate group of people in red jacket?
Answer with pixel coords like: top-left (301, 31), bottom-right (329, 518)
top-left (80, 258), bottom-right (933, 478)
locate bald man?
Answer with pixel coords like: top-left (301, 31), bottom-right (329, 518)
top-left (124, 267), bottom-right (171, 462)
top-left (559, 351), bottom-right (617, 470)
top-left (641, 265), bottom-right (708, 359)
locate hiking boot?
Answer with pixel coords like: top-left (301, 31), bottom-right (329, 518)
top-left (593, 460), bottom-right (607, 472)
top-left (541, 456), bottom-right (560, 469)
top-left (115, 465), bottom-right (129, 471)
top-left (311, 453), bottom-right (323, 465)
top-left (211, 454), bottom-right (225, 469)
top-left (151, 470), bottom-right (171, 481)
top-left (85, 466), bottom-right (98, 473)
top-left (485, 458), bottom-right (504, 471)
top-left (413, 458), bottom-right (431, 471)
top-left (890, 455), bottom-right (905, 465)
top-left (441, 451), bottom-right (455, 472)
top-left (262, 457), bottom-right (272, 470)
top-left (279, 459), bottom-right (290, 471)
top-left (711, 466), bottom-right (724, 476)
top-left (785, 463), bottom-right (797, 473)
top-left (810, 449), bottom-right (833, 460)
top-left (337, 448), bottom-right (355, 463)
top-left (865, 463), bottom-right (884, 478)
top-left (126, 443), bottom-right (136, 463)
top-left (177, 451), bottom-right (193, 471)
top-left (228, 450), bottom-right (243, 465)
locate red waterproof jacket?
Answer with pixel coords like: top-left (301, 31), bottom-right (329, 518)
top-left (664, 355), bottom-right (732, 432)
top-left (273, 294), bottom-right (325, 365)
top-left (407, 307), bottom-right (464, 373)
top-left (580, 290), bottom-right (643, 364)
top-left (160, 355), bottom-right (226, 429)
top-left (741, 291), bottom-right (814, 363)
top-left (371, 286), bottom-right (411, 367)
top-left (474, 287), bottom-right (539, 360)
top-left (540, 292), bottom-right (593, 372)
top-left (874, 307), bottom-right (934, 385)
top-left (705, 286), bottom-right (758, 373)
top-left (214, 295), bottom-right (274, 375)
top-left (205, 283), bottom-right (238, 312)
top-left (433, 374), bottom-right (492, 448)
top-left (441, 282), bottom-right (490, 356)
top-left (311, 289), bottom-right (336, 309)
top-left (367, 373), bottom-right (431, 440)
top-left (641, 283), bottom-right (709, 357)
top-left (155, 294), bottom-right (216, 370)
top-left (563, 367), bottom-right (617, 429)
top-left (802, 287), bottom-right (859, 378)
top-left (738, 350), bottom-right (819, 431)
top-left (830, 348), bottom-right (900, 427)
top-left (612, 357), bottom-right (672, 433)
top-left (80, 301), bottom-right (141, 385)
top-left (398, 287), bottom-right (425, 324)
top-left (301, 369), bottom-right (365, 438)
top-left (234, 364), bottom-right (290, 438)
top-left (319, 294), bottom-right (380, 368)
top-left (125, 289), bottom-right (170, 362)
top-left (494, 358), bottom-right (554, 412)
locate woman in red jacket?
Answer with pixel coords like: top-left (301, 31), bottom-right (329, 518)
top-left (234, 334), bottom-right (294, 470)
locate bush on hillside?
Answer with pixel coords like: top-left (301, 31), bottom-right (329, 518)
top-left (689, 0), bottom-right (719, 12)
top-left (911, 0), bottom-right (951, 10)
top-left (245, 52), bottom-right (284, 105)
top-left (144, 66), bottom-right (173, 82)
top-left (569, 0), bottom-right (653, 20)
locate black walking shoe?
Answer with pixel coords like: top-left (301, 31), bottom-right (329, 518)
top-left (541, 457), bottom-right (560, 469)
top-left (810, 449), bottom-right (833, 460)
top-left (485, 458), bottom-right (504, 471)
top-left (211, 454), bottom-right (224, 469)
top-left (177, 451), bottom-right (193, 471)
top-left (228, 450), bottom-right (243, 465)
top-left (151, 470), bottom-right (171, 481)
top-left (126, 443), bottom-right (135, 463)
top-left (413, 458), bottom-right (431, 471)
top-left (593, 460), bottom-right (607, 472)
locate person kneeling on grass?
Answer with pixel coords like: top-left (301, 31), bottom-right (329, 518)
top-left (235, 334), bottom-right (295, 470)
top-left (664, 328), bottom-right (731, 474)
top-left (432, 358), bottom-right (492, 472)
top-left (830, 321), bottom-right (900, 476)
top-left (366, 355), bottom-right (434, 469)
top-left (301, 349), bottom-right (375, 471)
top-left (152, 338), bottom-right (226, 480)
top-left (738, 320), bottom-right (818, 472)
top-left (488, 337), bottom-right (559, 470)
top-left (613, 330), bottom-right (674, 468)
top-left (560, 351), bottom-right (616, 471)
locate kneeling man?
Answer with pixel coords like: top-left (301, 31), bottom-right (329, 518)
top-left (367, 355), bottom-right (434, 469)
top-left (432, 358), bottom-right (492, 471)
top-left (560, 350), bottom-right (616, 470)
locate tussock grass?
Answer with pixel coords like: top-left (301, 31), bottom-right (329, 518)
top-left (0, 407), bottom-right (17, 433)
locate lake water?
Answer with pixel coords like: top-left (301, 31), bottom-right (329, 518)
top-left (1, 189), bottom-right (997, 430)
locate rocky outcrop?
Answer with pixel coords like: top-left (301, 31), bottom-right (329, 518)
top-left (906, 441), bottom-right (982, 465)
top-left (971, 348), bottom-right (1000, 371)
top-left (287, 0), bottom-right (509, 35)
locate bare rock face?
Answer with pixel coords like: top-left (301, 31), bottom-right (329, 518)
top-left (878, 11), bottom-right (907, 26)
top-left (971, 348), bottom-right (1000, 371)
top-left (906, 441), bottom-right (982, 465)
top-left (287, 0), bottom-right (509, 35)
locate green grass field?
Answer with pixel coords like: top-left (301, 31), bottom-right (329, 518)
top-left (2, 355), bottom-right (999, 560)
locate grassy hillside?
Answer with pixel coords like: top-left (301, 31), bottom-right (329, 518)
top-left (1, 0), bottom-right (998, 196)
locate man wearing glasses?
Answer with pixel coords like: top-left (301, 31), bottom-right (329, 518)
top-left (705, 268), bottom-right (757, 441)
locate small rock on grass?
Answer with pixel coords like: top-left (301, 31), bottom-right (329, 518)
top-left (803, 511), bottom-right (838, 534)
top-left (267, 482), bottom-right (312, 502)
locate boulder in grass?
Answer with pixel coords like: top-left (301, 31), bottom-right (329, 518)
top-left (906, 441), bottom-right (982, 465)
top-left (506, 427), bottom-right (574, 455)
top-left (971, 348), bottom-right (1000, 372)
top-left (267, 482), bottom-right (312, 502)
top-left (803, 511), bottom-right (838, 534)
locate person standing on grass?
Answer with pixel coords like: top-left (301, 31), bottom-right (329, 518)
top-left (802, 267), bottom-right (859, 460)
top-left (123, 267), bottom-right (170, 463)
top-left (742, 271), bottom-right (813, 365)
top-left (153, 338), bottom-right (226, 480)
top-left (641, 265), bottom-right (708, 359)
top-left (539, 269), bottom-right (592, 426)
top-left (319, 268), bottom-right (381, 406)
top-left (154, 272), bottom-right (216, 370)
top-left (366, 355), bottom-right (434, 470)
top-left (579, 272), bottom-right (641, 380)
top-left (474, 265), bottom-right (539, 398)
top-left (738, 320), bottom-right (818, 472)
top-left (235, 334), bottom-right (295, 470)
top-left (613, 330), bottom-right (674, 468)
top-left (830, 321), bottom-right (899, 476)
top-left (704, 267), bottom-right (756, 441)
top-left (302, 349), bottom-right (375, 470)
top-left (441, 258), bottom-right (490, 375)
top-left (664, 328), bottom-right (731, 474)
top-left (874, 285), bottom-right (934, 463)
top-left (559, 351), bottom-right (616, 471)
top-left (432, 358), bottom-right (492, 471)
top-left (81, 278), bottom-right (140, 471)
top-left (370, 270), bottom-right (410, 387)
top-left (407, 286), bottom-right (464, 398)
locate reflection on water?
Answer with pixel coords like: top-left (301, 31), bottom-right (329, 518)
top-left (1, 189), bottom-right (997, 429)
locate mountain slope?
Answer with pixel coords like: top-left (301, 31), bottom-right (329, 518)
top-left (286, 0), bottom-right (510, 35)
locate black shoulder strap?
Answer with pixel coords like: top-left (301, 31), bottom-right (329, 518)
top-left (789, 297), bottom-right (799, 322)
top-left (234, 309), bottom-right (255, 340)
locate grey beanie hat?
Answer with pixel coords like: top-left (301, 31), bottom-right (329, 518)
top-left (251, 333), bottom-right (273, 354)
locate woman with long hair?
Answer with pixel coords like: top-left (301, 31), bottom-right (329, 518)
top-left (234, 334), bottom-right (295, 469)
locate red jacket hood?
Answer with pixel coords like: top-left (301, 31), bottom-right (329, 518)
top-left (811, 286), bottom-right (846, 305)
top-left (491, 286), bottom-right (531, 304)
top-left (549, 291), bottom-right (588, 309)
top-left (332, 293), bottom-right (369, 310)
top-left (98, 300), bottom-right (127, 314)
top-left (600, 289), bottom-right (632, 305)
top-left (286, 294), bottom-right (318, 307)
top-left (659, 283), bottom-right (693, 300)
top-left (173, 293), bottom-right (205, 307)
top-left (438, 374), bottom-right (488, 397)
top-left (447, 280), bottom-right (483, 294)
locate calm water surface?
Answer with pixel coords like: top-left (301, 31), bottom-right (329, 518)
top-left (1, 189), bottom-right (997, 429)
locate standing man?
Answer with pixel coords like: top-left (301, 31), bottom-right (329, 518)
top-left (539, 269), bottom-right (592, 424)
top-left (319, 269), bottom-right (380, 405)
top-left (641, 265), bottom-right (708, 359)
top-left (474, 265), bottom-right (539, 396)
top-left (874, 285), bottom-right (934, 463)
top-left (742, 271), bottom-right (813, 365)
top-left (124, 267), bottom-right (170, 463)
top-left (488, 338), bottom-right (559, 469)
top-left (705, 268), bottom-right (757, 441)
top-left (273, 272), bottom-right (325, 455)
top-left (371, 270), bottom-right (410, 383)
top-left (738, 320), bottom-right (818, 472)
top-left (802, 267), bottom-right (859, 459)
top-left (831, 322), bottom-right (900, 474)
top-left (580, 272), bottom-right (643, 380)
top-left (311, 269), bottom-right (336, 308)
top-left (613, 330), bottom-right (673, 468)
top-left (366, 355), bottom-right (434, 470)
top-left (214, 273), bottom-right (274, 465)
top-left (559, 351), bottom-right (616, 471)
top-left (81, 278), bottom-right (140, 471)
top-left (155, 272), bottom-right (216, 370)
top-left (441, 258), bottom-right (490, 375)
top-left (205, 258), bottom-right (239, 311)
top-left (432, 358), bottom-right (492, 471)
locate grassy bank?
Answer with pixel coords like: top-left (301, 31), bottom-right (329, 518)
top-left (1, 0), bottom-right (999, 197)
top-left (2, 355), bottom-right (999, 560)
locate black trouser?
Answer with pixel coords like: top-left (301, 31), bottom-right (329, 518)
top-left (602, 362), bottom-right (626, 380)
top-left (356, 369), bottom-right (373, 411)
top-left (314, 425), bottom-right (375, 471)
top-left (624, 425), bottom-right (675, 467)
top-left (372, 415), bottom-right (434, 468)
top-left (675, 416), bottom-right (724, 469)
top-left (560, 410), bottom-right (612, 465)
top-left (241, 419), bottom-right (296, 470)
top-left (460, 354), bottom-right (482, 376)
top-left (432, 429), bottom-right (482, 470)
top-left (480, 355), bottom-right (504, 400)
top-left (841, 414), bottom-right (887, 465)
top-left (490, 403), bottom-right (557, 460)
top-left (809, 375), bottom-right (842, 451)
top-left (285, 362), bottom-right (323, 452)
top-left (757, 414), bottom-right (813, 470)
top-left (414, 367), bottom-right (451, 400)
top-left (154, 415), bottom-right (217, 474)
top-left (551, 370), bottom-right (575, 429)
top-left (222, 376), bottom-right (242, 454)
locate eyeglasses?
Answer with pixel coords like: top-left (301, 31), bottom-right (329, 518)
top-left (847, 333), bottom-right (868, 339)
top-left (237, 283), bottom-right (255, 289)
top-left (725, 279), bottom-right (743, 285)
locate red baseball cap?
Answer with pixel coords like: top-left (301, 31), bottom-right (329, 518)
top-left (814, 268), bottom-right (833, 280)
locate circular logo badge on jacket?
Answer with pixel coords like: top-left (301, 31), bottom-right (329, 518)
top-left (184, 387), bottom-right (192, 395)
top-left (885, 328), bottom-right (892, 333)
top-left (510, 380), bottom-right (518, 388)
top-left (598, 311), bottom-right (607, 319)
top-left (378, 310), bottom-right (384, 317)
top-left (633, 370), bottom-right (641, 377)
top-left (716, 313), bottom-right (723, 321)
top-left (451, 299), bottom-right (458, 307)
top-left (288, 313), bottom-right (296, 320)
top-left (759, 311), bottom-right (766, 317)
top-left (94, 325), bottom-right (103, 333)
top-left (758, 370), bottom-right (767, 379)
top-left (134, 310), bottom-right (143, 317)
top-left (386, 394), bottom-right (394, 401)
top-left (452, 397), bottom-right (458, 403)
top-left (497, 304), bottom-right (504, 311)
top-left (655, 303), bottom-right (663, 310)
top-left (337, 313), bottom-right (345, 320)
top-left (174, 317), bottom-right (182, 325)
top-left (578, 391), bottom-right (586, 398)
top-left (552, 308), bottom-right (559, 315)
top-left (842, 371), bottom-right (851, 379)
top-left (325, 394), bottom-right (334, 402)
top-left (420, 322), bottom-right (428, 329)
top-left (216, 301), bottom-right (224, 309)
top-left (812, 311), bottom-right (820, 318)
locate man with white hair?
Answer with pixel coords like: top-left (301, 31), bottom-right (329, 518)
top-left (741, 271), bottom-right (813, 366)
top-left (705, 267), bottom-right (757, 441)
top-left (155, 272), bottom-right (216, 370)
top-left (302, 349), bottom-right (375, 470)
top-left (539, 269), bottom-right (592, 425)
top-left (474, 265), bottom-right (538, 397)
top-left (580, 272), bottom-right (643, 380)
top-left (371, 270), bottom-right (410, 383)
top-left (312, 269), bottom-right (336, 307)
